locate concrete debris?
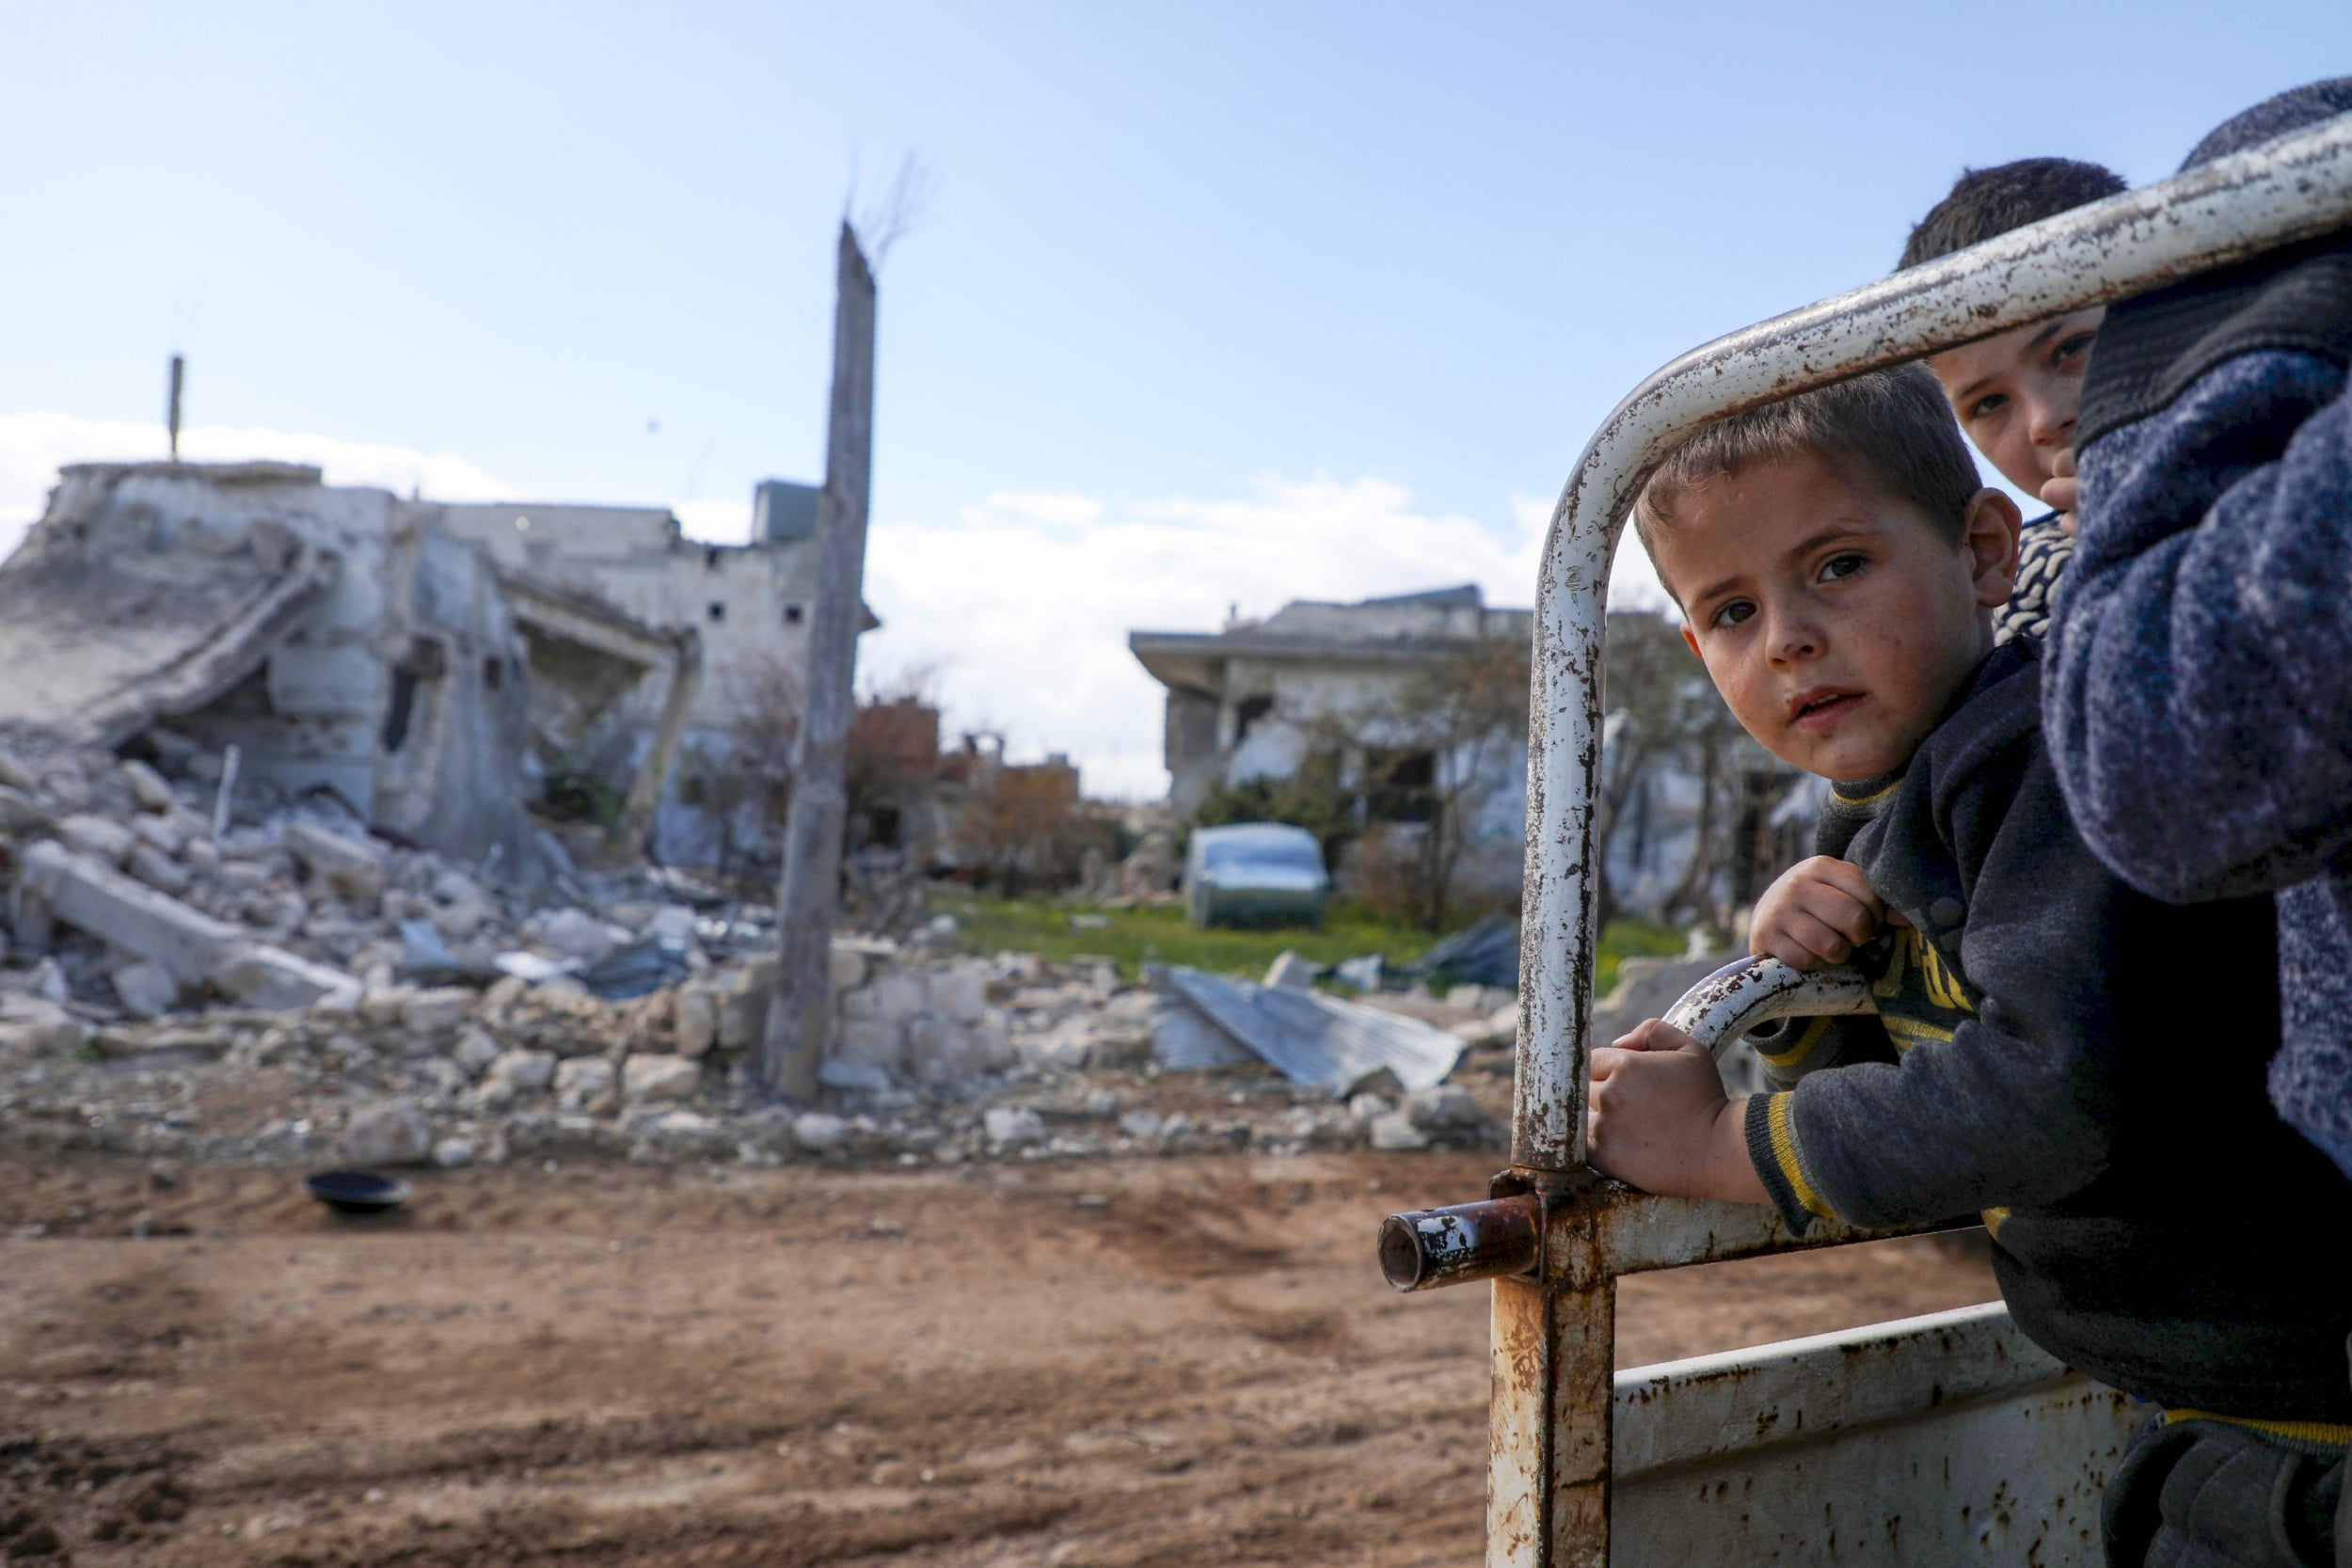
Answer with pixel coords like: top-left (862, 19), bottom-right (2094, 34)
top-left (1263, 951), bottom-right (1318, 990)
top-left (0, 741), bottom-right (1519, 1173)
top-left (344, 1101), bottom-right (434, 1166)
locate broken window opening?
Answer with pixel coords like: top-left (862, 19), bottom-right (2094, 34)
top-left (705, 547), bottom-right (722, 570)
top-left (1233, 694), bottom-right (1274, 746)
top-left (783, 602), bottom-right (803, 625)
top-left (483, 657), bottom-right (503, 690)
top-left (865, 806), bottom-right (903, 848)
top-left (707, 602), bottom-right (726, 623)
top-left (1364, 748), bottom-right (1438, 825)
top-left (383, 670), bottom-right (420, 754)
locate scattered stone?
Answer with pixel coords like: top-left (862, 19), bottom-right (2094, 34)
top-left (121, 759), bottom-right (175, 811)
top-left (110, 958), bottom-right (181, 1020)
top-left (537, 907), bottom-right (622, 962)
top-left (791, 1112), bottom-right (851, 1152)
top-left (674, 983), bottom-right (718, 1057)
top-left (926, 967), bottom-right (988, 1024)
top-left (983, 1105), bottom-right (1045, 1148)
top-left (433, 1137), bottom-right (476, 1168)
top-left (552, 1057), bottom-right (615, 1110)
top-left (489, 1050), bottom-right (558, 1090)
top-left (399, 988), bottom-right (475, 1034)
top-left (818, 1054), bottom-right (895, 1092)
top-left (56, 812), bottom-right (137, 864)
top-left (1404, 1084), bottom-right (1487, 1132)
top-left (1368, 1111), bottom-right (1431, 1151)
top-left (1118, 1109), bottom-right (1164, 1139)
top-left (286, 821), bottom-right (389, 901)
top-left (1263, 951), bottom-right (1317, 990)
top-left (452, 1026), bottom-right (502, 1075)
top-left (344, 1101), bottom-right (435, 1165)
top-left (0, 784), bottom-right (50, 833)
top-left (622, 1053), bottom-right (700, 1102)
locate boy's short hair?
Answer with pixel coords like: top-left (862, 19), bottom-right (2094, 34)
top-left (1631, 365), bottom-right (1982, 565)
top-left (1899, 158), bottom-right (2128, 270)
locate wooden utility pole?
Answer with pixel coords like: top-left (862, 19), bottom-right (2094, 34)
top-left (167, 354), bottom-right (185, 458)
top-left (762, 223), bottom-right (878, 1098)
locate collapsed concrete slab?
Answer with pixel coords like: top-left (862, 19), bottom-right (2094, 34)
top-left (15, 839), bottom-right (357, 1010)
top-left (0, 463), bottom-right (336, 749)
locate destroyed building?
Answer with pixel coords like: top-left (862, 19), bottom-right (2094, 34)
top-left (1130, 585), bottom-right (1535, 900)
top-left (1130, 584), bottom-right (1804, 921)
top-left (0, 461), bottom-right (864, 876)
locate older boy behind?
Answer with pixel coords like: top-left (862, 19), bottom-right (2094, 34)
top-left (1586, 366), bottom-right (2352, 1565)
top-left (1902, 158), bottom-right (2126, 642)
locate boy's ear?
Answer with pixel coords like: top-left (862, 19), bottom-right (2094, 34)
top-left (1681, 623), bottom-right (1703, 659)
top-left (1962, 488), bottom-right (2023, 610)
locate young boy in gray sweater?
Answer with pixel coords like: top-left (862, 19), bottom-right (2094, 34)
top-left (1586, 364), bottom-right (2352, 1565)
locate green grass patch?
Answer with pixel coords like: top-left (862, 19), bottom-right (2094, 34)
top-left (936, 894), bottom-right (1686, 995)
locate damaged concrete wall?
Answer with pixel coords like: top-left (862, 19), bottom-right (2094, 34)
top-left (0, 463), bottom-right (541, 871)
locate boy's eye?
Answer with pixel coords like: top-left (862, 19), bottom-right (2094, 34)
top-left (1820, 552), bottom-right (1866, 583)
top-left (1710, 599), bottom-right (1756, 629)
top-left (1967, 392), bottom-right (2008, 421)
top-left (2051, 331), bottom-right (2096, 370)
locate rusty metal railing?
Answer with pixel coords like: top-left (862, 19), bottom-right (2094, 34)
top-left (1383, 111), bottom-right (2352, 1568)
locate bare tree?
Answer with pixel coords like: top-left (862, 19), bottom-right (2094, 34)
top-left (848, 149), bottom-right (937, 273)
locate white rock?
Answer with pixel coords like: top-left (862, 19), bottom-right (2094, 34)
top-left (791, 1112), bottom-right (851, 1152)
top-left (537, 908), bottom-right (622, 962)
top-left (867, 970), bottom-right (927, 1028)
top-left (182, 836), bottom-right (220, 876)
top-left (1118, 1109), bottom-right (1164, 1139)
top-left (131, 813), bottom-right (188, 856)
top-left (983, 1105), bottom-right (1046, 1148)
top-left (926, 968), bottom-right (988, 1024)
top-left (56, 814), bottom-right (136, 865)
top-left (488, 1049), bottom-right (558, 1090)
top-left (127, 842), bottom-right (190, 896)
top-left (1368, 1111), bottom-right (1432, 1152)
top-left (344, 1101), bottom-right (435, 1165)
top-left (432, 1137), bottom-right (476, 1169)
top-left (622, 1053), bottom-right (700, 1102)
top-left (1348, 1092), bottom-right (1394, 1124)
top-left (451, 1026), bottom-right (502, 1075)
top-left (399, 987), bottom-right (474, 1034)
top-left (119, 760), bottom-right (175, 812)
top-left (1263, 951), bottom-right (1317, 990)
top-left (0, 785), bottom-right (49, 834)
top-left (905, 1012), bottom-right (972, 1083)
top-left (286, 821), bottom-right (388, 901)
top-left (430, 867), bottom-right (486, 906)
top-left (434, 899), bottom-right (498, 941)
top-left (818, 1055), bottom-right (895, 1093)
top-left (1404, 1084), bottom-right (1486, 1132)
top-left (552, 1056), bottom-right (614, 1108)
top-left (110, 959), bottom-right (180, 1020)
top-left (673, 984), bottom-right (718, 1058)
top-left (646, 905), bottom-right (698, 945)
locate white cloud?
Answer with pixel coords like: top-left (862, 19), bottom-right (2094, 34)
top-left (0, 410), bottom-right (517, 558)
top-left (865, 474), bottom-right (1674, 801)
top-left (961, 490), bottom-right (1104, 528)
top-left (675, 495), bottom-right (754, 545)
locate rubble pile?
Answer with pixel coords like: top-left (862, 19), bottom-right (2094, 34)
top-left (0, 738), bottom-right (1513, 1177)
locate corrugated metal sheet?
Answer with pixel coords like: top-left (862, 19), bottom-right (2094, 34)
top-left (1157, 966), bottom-right (1461, 1095)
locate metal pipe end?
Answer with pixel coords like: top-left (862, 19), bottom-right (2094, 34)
top-left (1377, 1195), bottom-right (1542, 1292)
top-left (1379, 1213), bottom-right (1431, 1291)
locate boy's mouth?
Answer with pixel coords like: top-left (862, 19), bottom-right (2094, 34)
top-left (1787, 687), bottom-right (1865, 730)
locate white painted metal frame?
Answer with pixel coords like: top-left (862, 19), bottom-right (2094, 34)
top-left (1484, 114), bottom-right (2352, 1568)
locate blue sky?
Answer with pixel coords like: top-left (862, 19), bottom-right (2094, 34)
top-left (3, 4), bottom-right (2344, 795)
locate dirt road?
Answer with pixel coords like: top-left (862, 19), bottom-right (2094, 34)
top-left (0, 1151), bottom-right (1994, 1565)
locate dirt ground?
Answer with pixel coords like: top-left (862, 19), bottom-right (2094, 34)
top-left (0, 1151), bottom-right (1996, 1566)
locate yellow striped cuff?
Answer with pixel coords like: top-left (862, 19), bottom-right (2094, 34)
top-left (1764, 1093), bottom-right (1835, 1219)
top-left (2163, 1410), bottom-right (2352, 1449)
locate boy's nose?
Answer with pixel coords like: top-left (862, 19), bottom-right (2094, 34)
top-left (1768, 615), bottom-right (1821, 664)
top-left (2026, 391), bottom-right (2077, 450)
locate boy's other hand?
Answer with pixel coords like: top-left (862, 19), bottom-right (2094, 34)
top-left (1750, 856), bottom-right (1886, 969)
top-left (1587, 1019), bottom-right (1767, 1202)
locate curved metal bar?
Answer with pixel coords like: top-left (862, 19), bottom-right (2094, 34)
top-left (1509, 112), bottom-right (2352, 1173)
top-left (1660, 956), bottom-right (1874, 1061)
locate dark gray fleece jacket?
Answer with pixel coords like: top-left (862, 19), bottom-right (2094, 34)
top-left (2045, 81), bottom-right (2352, 1180)
top-left (1748, 640), bottom-right (2352, 1419)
